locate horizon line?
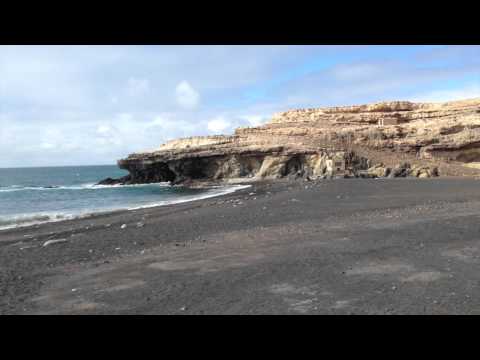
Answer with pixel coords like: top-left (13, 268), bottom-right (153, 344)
top-left (0, 164), bottom-right (119, 170)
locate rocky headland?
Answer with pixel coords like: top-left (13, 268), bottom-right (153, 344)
top-left (101, 98), bottom-right (480, 186)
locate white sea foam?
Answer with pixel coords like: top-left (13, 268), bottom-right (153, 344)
top-left (127, 184), bottom-right (251, 210)
top-left (0, 182), bottom-right (171, 192)
top-left (0, 212), bottom-right (91, 230)
top-left (0, 184), bottom-right (251, 231)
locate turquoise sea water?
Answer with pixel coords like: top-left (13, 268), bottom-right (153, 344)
top-left (0, 165), bottom-right (247, 230)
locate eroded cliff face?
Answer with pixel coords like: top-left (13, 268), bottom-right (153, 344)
top-left (111, 98), bottom-right (480, 185)
top-left (117, 147), bottom-right (361, 185)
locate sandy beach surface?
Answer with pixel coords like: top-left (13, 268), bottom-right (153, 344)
top-left (2, 178), bottom-right (480, 314)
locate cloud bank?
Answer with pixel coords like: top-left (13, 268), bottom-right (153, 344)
top-left (0, 45), bottom-right (479, 167)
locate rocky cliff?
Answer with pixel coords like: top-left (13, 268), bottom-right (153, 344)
top-left (105, 98), bottom-right (480, 185)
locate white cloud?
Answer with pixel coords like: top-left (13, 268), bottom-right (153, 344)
top-left (175, 81), bottom-right (200, 109)
top-left (148, 115), bottom-right (176, 129)
top-left (127, 77), bottom-right (150, 97)
top-left (410, 84), bottom-right (480, 103)
top-left (331, 63), bottom-right (381, 81)
top-left (40, 142), bottom-right (56, 150)
top-left (240, 115), bottom-right (268, 127)
top-left (147, 115), bottom-right (202, 140)
top-left (35, 127), bottom-right (85, 154)
top-left (1, 45), bottom-right (480, 167)
top-left (114, 113), bottom-right (134, 122)
top-left (207, 116), bottom-right (231, 133)
top-left (97, 125), bottom-right (112, 134)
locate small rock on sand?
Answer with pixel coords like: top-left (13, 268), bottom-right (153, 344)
top-left (121, 224), bottom-right (127, 229)
top-left (43, 239), bottom-right (68, 247)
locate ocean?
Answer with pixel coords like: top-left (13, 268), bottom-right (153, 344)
top-left (0, 165), bottom-right (248, 230)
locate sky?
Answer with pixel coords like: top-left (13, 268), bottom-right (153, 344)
top-left (1, 45), bottom-right (480, 168)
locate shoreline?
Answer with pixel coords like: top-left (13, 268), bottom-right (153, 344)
top-left (3, 177), bottom-right (480, 314)
top-left (0, 175), bottom-right (444, 233)
top-left (0, 183), bottom-right (252, 232)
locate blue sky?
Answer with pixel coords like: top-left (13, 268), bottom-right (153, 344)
top-left (1, 45), bottom-right (479, 167)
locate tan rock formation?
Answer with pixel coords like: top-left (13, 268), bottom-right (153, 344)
top-left (110, 98), bottom-right (480, 185)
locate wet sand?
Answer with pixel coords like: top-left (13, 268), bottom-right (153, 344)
top-left (2, 178), bottom-right (480, 314)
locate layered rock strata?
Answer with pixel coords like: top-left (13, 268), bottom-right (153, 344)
top-left (105, 98), bottom-right (480, 185)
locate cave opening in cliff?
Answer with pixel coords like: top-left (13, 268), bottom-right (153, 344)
top-left (181, 158), bottom-right (213, 180)
top-left (283, 155), bottom-right (305, 177)
top-left (149, 163), bottom-right (176, 183)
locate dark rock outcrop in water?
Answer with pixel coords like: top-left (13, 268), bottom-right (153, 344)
top-left (103, 98), bottom-right (480, 185)
top-left (97, 175), bottom-right (131, 186)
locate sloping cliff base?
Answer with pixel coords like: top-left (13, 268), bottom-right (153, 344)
top-left (103, 98), bottom-right (480, 186)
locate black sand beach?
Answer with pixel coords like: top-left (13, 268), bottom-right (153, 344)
top-left (2, 178), bottom-right (480, 314)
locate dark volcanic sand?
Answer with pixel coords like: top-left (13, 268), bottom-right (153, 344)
top-left (2, 178), bottom-right (480, 314)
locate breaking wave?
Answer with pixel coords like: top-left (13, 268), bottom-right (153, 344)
top-left (0, 184), bottom-right (251, 231)
top-left (0, 182), bottom-right (171, 193)
top-left (0, 212), bottom-right (90, 229)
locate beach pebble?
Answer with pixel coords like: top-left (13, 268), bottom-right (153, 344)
top-left (180, 306), bottom-right (187, 311)
top-left (43, 239), bottom-right (68, 247)
top-left (136, 222), bottom-right (145, 228)
top-left (120, 224), bottom-right (127, 229)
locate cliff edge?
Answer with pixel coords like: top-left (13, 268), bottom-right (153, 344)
top-left (106, 98), bottom-right (480, 185)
